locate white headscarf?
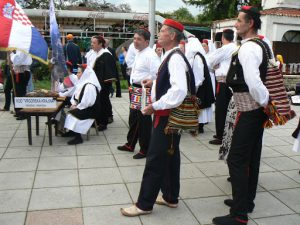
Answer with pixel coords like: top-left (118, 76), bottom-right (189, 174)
top-left (185, 37), bottom-right (206, 65)
top-left (207, 39), bottom-right (217, 54)
top-left (75, 66), bottom-right (101, 92)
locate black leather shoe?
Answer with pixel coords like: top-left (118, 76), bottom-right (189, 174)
top-left (61, 131), bottom-right (76, 137)
top-left (133, 152), bottom-right (146, 159)
top-left (117, 144), bottom-right (133, 152)
top-left (209, 139), bottom-right (222, 145)
top-left (224, 199), bottom-right (254, 213)
top-left (212, 214), bottom-right (248, 225)
top-left (16, 116), bottom-right (26, 120)
top-left (98, 124), bottom-right (107, 131)
top-left (108, 117), bottom-right (114, 124)
top-left (67, 136), bottom-right (83, 145)
top-left (227, 177), bottom-right (231, 182)
top-left (213, 135), bottom-right (219, 139)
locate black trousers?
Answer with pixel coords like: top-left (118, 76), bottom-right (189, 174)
top-left (126, 108), bottom-right (152, 153)
top-left (96, 83), bottom-right (113, 126)
top-left (215, 82), bottom-right (232, 139)
top-left (3, 73), bottom-right (13, 110)
top-left (227, 108), bottom-right (267, 220)
top-left (14, 71), bottom-right (30, 114)
top-left (137, 116), bottom-right (181, 211)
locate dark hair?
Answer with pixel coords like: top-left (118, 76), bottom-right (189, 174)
top-left (66, 63), bottom-right (73, 72)
top-left (167, 26), bottom-right (184, 43)
top-left (222, 29), bottom-right (234, 41)
top-left (134, 29), bottom-right (151, 41)
top-left (92, 35), bottom-right (106, 47)
top-left (240, 7), bottom-right (261, 31)
top-left (122, 46), bottom-right (127, 51)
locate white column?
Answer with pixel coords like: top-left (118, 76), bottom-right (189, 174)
top-left (148, 0), bottom-right (156, 47)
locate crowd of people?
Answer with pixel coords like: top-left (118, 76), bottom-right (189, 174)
top-left (0, 5), bottom-right (295, 225)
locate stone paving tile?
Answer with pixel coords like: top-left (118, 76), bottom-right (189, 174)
top-left (258, 171), bottom-right (300, 190)
top-left (0, 147), bottom-right (7, 158)
top-left (180, 163), bottom-right (206, 179)
top-left (105, 134), bottom-right (128, 144)
top-left (41, 145), bottom-right (76, 157)
top-left (271, 188), bottom-right (300, 213)
top-left (0, 212), bottom-right (26, 225)
top-left (140, 201), bottom-right (199, 225)
top-left (76, 144), bottom-right (111, 156)
top-left (29, 187), bottom-right (81, 211)
top-left (259, 162), bottom-right (277, 173)
top-left (83, 205), bottom-right (141, 225)
top-left (180, 178), bottom-right (224, 199)
top-left (209, 176), bottom-right (265, 195)
top-left (185, 196), bottom-right (229, 225)
top-left (78, 155), bottom-right (116, 168)
top-left (263, 136), bottom-right (290, 147)
top-left (26, 208), bottom-right (83, 225)
top-left (183, 150), bottom-right (219, 163)
top-left (38, 156), bottom-right (77, 170)
top-left (9, 137), bottom-right (44, 147)
top-left (271, 145), bottom-right (300, 157)
top-left (249, 192), bottom-right (294, 219)
top-left (114, 154), bottom-right (146, 167)
top-left (3, 147), bottom-right (41, 158)
top-left (34, 170), bottom-right (79, 188)
top-left (0, 171), bottom-right (35, 190)
top-left (0, 189), bottom-right (31, 213)
top-left (262, 157), bottom-right (300, 171)
top-left (0, 158), bottom-right (39, 172)
top-left (0, 130), bottom-right (17, 138)
top-left (281, 170), bottom-right (300, 183)
top-left (81, 135), bottom-right (108, 145)
top-left (195, 161), bottom-right (230, 177)
top-left (81, 184), bottom-right (132, 207)
top-left (261, 146), bottom-right (283, 158)
top-left (291, 155), bottom-right (300, 163)
top-left (254, 214), bottom-right (300, 225)
top-left (0, 138), bottom-right (12, 148)
top-left (119, 166), bottom-right (145, 183)
top-left (79, 168), bottom-right (123, 185)
top-left (126, 182), bottom-right (142, 201)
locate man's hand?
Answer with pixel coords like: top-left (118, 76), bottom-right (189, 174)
top-left (70, 104), bottom-right (77, 110)
top-left (142, 104), bottom-right (154, 115)
top-left (142, 79), bottom-right (153, 88)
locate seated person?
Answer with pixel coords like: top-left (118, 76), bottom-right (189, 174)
top-left (58, 61), bottom-right (78, 106)
top-left (63, 64), bottom-right (101, 145)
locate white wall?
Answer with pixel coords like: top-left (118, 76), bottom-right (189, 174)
top-left (262, 0), bottom-right (300, 10)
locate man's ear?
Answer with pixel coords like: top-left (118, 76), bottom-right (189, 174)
top-left (249, 19), bottom-right (255, 29)
top-left (170, 32), bottom-right (176, 41)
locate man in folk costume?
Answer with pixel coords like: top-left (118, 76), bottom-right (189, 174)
top-left (212, 7), bottom-right (269, 225)
top-left (10, 50), bottom-right (32, 120)
top-left (185, 37), bottom-right (215, 133)
top-left (117, 29), bottom-right (160, 159)
top-left (64, 64), bottom-right (101, 145)
top-left (90, 35), bottom-right (118, 131)
top-left (207, 29), bottom-right (238, 145)
top-left (120, 19), bottom-right (191, 216)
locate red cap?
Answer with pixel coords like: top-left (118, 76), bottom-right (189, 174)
top-left (163, 19), bottom-right (184, 32)
top-left (202, 39), bottom-right (208, 45)
top-left (241, 5), bottom-right (253, 11)
top-left (66, 61), bottom-right (73, 67)
top-left (257, 35), bottom-right (264, 40)
top-left (179, 40), bottom-right (186, 45)
top-left (156, 43), bottom-right (162, 48)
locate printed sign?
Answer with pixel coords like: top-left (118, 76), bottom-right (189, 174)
top-left (15, 97), bottom-right (56, 108)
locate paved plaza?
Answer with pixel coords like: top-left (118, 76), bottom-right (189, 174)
top-left (0, 93), bottom-right (300, 225)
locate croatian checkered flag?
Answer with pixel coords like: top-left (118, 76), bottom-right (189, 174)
top-left (0, 0), bottom-right (48, 64)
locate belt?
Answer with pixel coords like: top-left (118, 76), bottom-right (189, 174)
top-left (153, 109), bottom-right (170, 128)
top-left (132, 83), bottom-right (142, 88)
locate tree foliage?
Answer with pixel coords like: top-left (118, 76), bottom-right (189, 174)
top-left (184, 0), bottom-right (262, 23)
top-left (17, 0), bottom-right (131, 12)
top-left (156, 7), bottom-right (195, 23)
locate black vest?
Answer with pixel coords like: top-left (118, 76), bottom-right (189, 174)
top-left (156, 49), bottom-right (195, 101)
top-left (226, 39), bottom-right (268, 92)
top-left (70, 83), bottom-right (100, 120)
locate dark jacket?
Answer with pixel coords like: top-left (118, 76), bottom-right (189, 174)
top-left (64, 41), bottom-right (82, 66)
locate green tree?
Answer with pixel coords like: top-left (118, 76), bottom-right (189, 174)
top-left (173, 7), bottom-right (195, 23)
top-left (184, 0), bottom-right (262, 23)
